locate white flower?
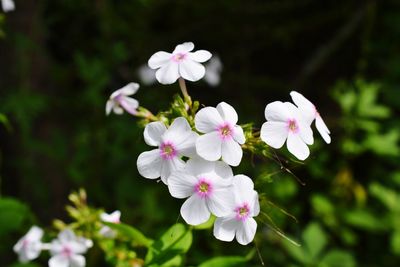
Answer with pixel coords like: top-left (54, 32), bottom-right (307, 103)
top-left (1, 0), bottom-right (15, 12)
top-left (137, 117), bottom-right (198, 184)
top-left (260, 101), bottom-right (314, 160)
top-left (138, 64), bottom-right (157, 85)
top-left (49, 229), bottom-right (92, 267)
top-left (168, 158), bottom-right (235, 225)
top-left (213, 175), bottom-right (260, 245)
top-left (195, 102), bottom-right (245, 166)
top-left (204, 56), bottom-right (223, 87)
top-left (148, 42), bottom-right (212, 84)
top-left (13, 226), bottom-right (43, 263)
top-left (99, 210), bottom-right (121, 238)
top-left (290, 91), bottom-right (331, 144)
top-left (106, 82), bottom-right (140, 116)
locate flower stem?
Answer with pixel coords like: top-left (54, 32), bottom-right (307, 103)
top-left (178, 78), bottom-right (192, 107)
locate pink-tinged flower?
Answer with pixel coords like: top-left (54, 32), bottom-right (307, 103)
top-left (148, 42), bottom-right (212, 84)
top-left (1, 0), bottom-right (15, 12)
top-left (106, 83), bottom-right (140, 116)
top-left (49, 229), bottom-right (92, 267)
top-left (168, 158), bottom-right (235, 225)
top-left (195, 102), bottom-right (245, 166)
top-left (13, 226), bottom-right (43, 263)
top-left (213, 175), bottom-right (260, 245)
top-left (137, 117), bottom-right (198, 184)
top-left (290, 91), bottom-right (331, 144)
top-left (99, 210), bottom-right (121, 238)
top-left (260, 101), bottom-right (314, 160)
top-left (204, 56), bottom-right (223, 87)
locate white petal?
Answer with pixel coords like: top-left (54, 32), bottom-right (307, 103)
top-left (49, 255), bottom-right (69, 267)
top-left (173, 42), bottom-right (194, 54)
top-left (116, 82), bottom-right (140, 96)
top-left (251, 192), bottom-right (260, 217)
top-left (290, 91), bottom-right (314, 110)
top-left (2, 0), bottom-right (15, 12)
top-left (160, 157), bottom-right (185, 184)
top-left (137, 149), bottom-right (162, 179)
top-left (232, 175), bottom-right (255, 203)
top-left (101, 210), bottom-right (121, 223)
top-left (58, 229), bottom-right (75, 242)
top-left (260, 121), bottom-right (288, 149)
top-left (119, 96), bottom-right (139, 115)
top-left (179, 60), bottom-right (206, 82)
top-left (155, 62), bottom-right (180, 84)
top-left (181, 195), bottom-right (210, 225)
top-left (195, 107), bottom-right (223, 133)
top-left (176, 131), bottom-right (199, 157)
top-left (196, 132), bottom-right (222, 161)
top-left (214, 161), bottom-right (234, 179)
top-left (185, 157), bottom-right (217, 176)
top-left (26, 226), bottom-right (44, 241)
top-left (287, 133), bottom-right (310, 160)
top-left (233, 125), bottom-right (245, 144)
top-left (24, 243), bottom-right (42, 261)
top-left (213, 216), bottom-right (237, 242)
top-left (264, 101), bottom-right (290, 122)
top-left (188, 50), bottom-right (212, 63)
top-left (148, 51), bottom-right (172, 69)
top-left (168, 171), bottom-right (197, 198)
top-left (144, 121), bottom-right (167, 146)
top-left (298, 121), bottom-right (314, 145)
top-left (162, 117), bottom-right (191, 144)
top-left (236, 218), bottom-right (257, 245)
top-left (216, 102), bottom-right (238, 125)
top-left (316, 115), bottom-right (331, 144)
top-left (69, 241), bottom-right (87, 254)
top-left (70, 254), bottom-right (86, 267)
top-left (207, 189), bottom-right (235, 217)
top-left (105, 100), bottom-right (114, 115)
top-left (138, 64), bottom-right (157, 85)
top-left (221, 139), bottom-right (243, 166)
top-left (113, 105), bottom-right (124, 115)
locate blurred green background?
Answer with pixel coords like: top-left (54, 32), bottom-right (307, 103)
top-left (1, 0), bottom-right (400, 266)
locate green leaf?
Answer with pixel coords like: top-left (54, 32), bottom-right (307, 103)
top-left (0, 113), bottom-right (12, 131)
top-left (0, 198), bottom-right (30, 237)
top-left (194, 215), bottom-right (215, 230)
top-left (390, 230), bottom-right (400, 255)
top-left (343, 209), bottom-right (387, 231)
top-left (104, 222), bottom-right (152, 247)
top-left (319, 250), bottom-right (356, 267)
top-left (303, 222), bottom-right (327, 260)
top-left (145, 223), bottom-right (192, 266)
top-left (198, 256), bottom-right (248, 267)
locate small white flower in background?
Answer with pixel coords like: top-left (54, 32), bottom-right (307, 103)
top-left (49, 229), bottom-right (92, 267)
top-left (106, 82), bottom-right (140, 116)
top-left (195, 102), bottom-right (245, 166)
top-left (1, 0), bottom-right (15, 12)
top-left (260, 101), bottom-right (314, 160)
top-left (137, 117), bottom-right (198, 184)
top-left (13, 226), bottom-right (44, 263)
top-left (148, 42), bottom-right (212, 84)
top-left (168, 158), bottom-right (235, 225)
top-left (204, 56), bottom-right (223, 87)
top-left (100, 210), bottom-right (121, 238)
top-left (290, 91), bottom-right (331, 144)
top-left (213, 175), bottom-right (260, 245)
top-left (138, 64), bottom-right (157, 86)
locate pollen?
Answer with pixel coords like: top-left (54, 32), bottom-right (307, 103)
top-left (160, 142), bottom-right (177, 160)
top-left (287, 119), bottom-right (299, 133)
top-left (235, 203), bottom-right (250, 221)
top-left (195, 178), bottom-right (212, 198)
top-left (218, 123), bottom-right (233, 140)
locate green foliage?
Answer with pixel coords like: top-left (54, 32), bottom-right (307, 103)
top-left (0, 198), bottom-right (31, 237)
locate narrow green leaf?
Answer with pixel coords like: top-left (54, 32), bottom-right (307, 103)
top-left (198, 256), bottom-right (248, 267)
top-left (319, 250), bottom-right (356, 267)
top-left (104, 222), bottom-right (152, 247)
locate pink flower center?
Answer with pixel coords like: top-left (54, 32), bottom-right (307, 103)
top-left (22, 239), bottom-right (29, 248)
top-left (287, 119), bottom-right (299, 133)
top-left (172, 53), bottom-right (187, 62)
top-left (61, 245), bottom-right (73, 258)
top-left (217, 122), bottom-right (234, 140)
top-left (235, 203), bottom-right (250, 221)
top-left (160, 141), bottom-right (177, 160)
top-left (194, 178), bottom-right (213, 198)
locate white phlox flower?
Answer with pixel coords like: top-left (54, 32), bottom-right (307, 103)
top-left (137, 117), bottom-right (198, 184)
top-left (290, 91), bottom-right (331, 144)
top-left (168, 158), bottom-right (235, 225)
top-left (260, 101), bottom-right (314, 160)
top-left (106, 82), bottom-right (140, 116)
top-left (195, 102), bottom-right (246, 166)
top-left (13, 226), bottom-right (44, 263)
top-left (213, 175), bottom-right (260, 245)
top-left (138, 64), bottom-right (157, 85)
top-left (99, 210), bottom-right (121, 238)
top-left (49, 229), bottom-right (92, 267)
top-left (1, 0), bottom-right (15, 12)
top-left (148, 42), bottom-right (212, 84)
top-left (204, 56), bottom-right (223, 87)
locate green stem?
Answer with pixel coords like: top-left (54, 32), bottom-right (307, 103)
top-left (178, 78), bottom-right (192, 106)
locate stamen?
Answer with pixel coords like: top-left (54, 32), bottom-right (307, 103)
top-left (287, 119), bottom-right (299, 133)
top-left (235, 203), bottom-right (250, 221)
top-left (160, 142), bottom-right (177, 160)
top-left (172, 53), bottom-right (187, 62)
top-left (218, 123), bottom-right (234, 140)
top-left (195, 178), bottom-right (212, 198)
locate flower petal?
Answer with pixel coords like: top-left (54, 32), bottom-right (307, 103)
top-left (195, 107), bottom-right (223, 133)
top-left (58, 229), bottom-right (76, 242)
top-left (287, 132), bottom-right (310, 160)
top-left (214, 161), bottom-right (234, 179)
top-left (251, 192), bottom-right (260, 217)
top-left (148, 51), bottom-right (172, 69)
top-left (138, 64), bottom-right (157, 85)
top-left (176, 132), bottom-right (199, 157)
top-left (213, 216), bottom-right (237, 242)
top-left (173, 42), bottom-right (194, 54)
top-left (181, 195), bottom-right (210, 225)
top-left (26, 226), bottom-right (44, 241)
top-left (298, 121), bottom-right (314, 145)
top-left (2, 0), bottom-right (15, 12)
top-left (144, 121), bottom-right (167, 146)
top-left (113, 105), bottom-right (124, 115)
top-left (137, 149), bottom-right (162, 179)
top-left (264, 101), bottom-right (290, 122)
top-left (316, 115), bottom-right (331, 144)
top-left (185, 157), bottom-right (216, 176)
top-left (232, 175), bottom-right (255, 203)
top-left (168, 171), bottom-right (197, 199)
top-left (70, 255), bottom-right (86, 267)
top-left (162, 117), bottom-right (191, 144)
top-left (188, 50), bottom-right (212, 63)
top-left (119, 96), bottom-right (139, 115)
top-left (260, 121), bottom-right (288, 149)
top-left (115, 82), bottom-right (140, 97)
top-left (207, 189), bottom-right (235, 217)
top-left (160, 157), bottom-right (185, 184)
top-left (233, 125), bottom-right (245, 144)
top-left (290, 91), bottom-right (314, 110)
top-left (236, 218), bottom-right (257, 245)
top-left (216, 102), bottom-right (238, 125)
top-left (49, 255), bottom-right (69, 267)
top-left (105, 100), bottom-right (114, 115)
top-left (179, 60), bottom-right (206, 82)
top-left (221, 138), bottom-right (243, 166)
top-left (155, 62), bottom-right (180, 84)
top-left (196, 132), bottom-right (222, 161)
